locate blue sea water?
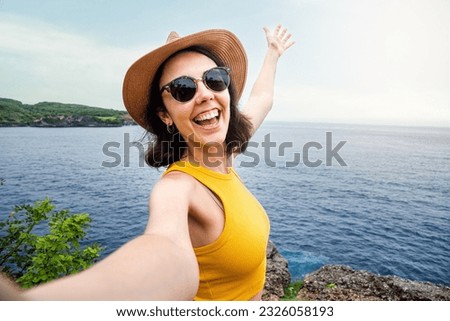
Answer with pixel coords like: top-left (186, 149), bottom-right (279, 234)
top-left (0, 122), bottom-right (449, 285)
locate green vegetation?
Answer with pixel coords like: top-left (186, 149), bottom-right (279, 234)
top-left (0, 198), bottom-right (102, 288)
top-left (0, 97), bottom-right (131, 127)
top-left (281, 280), bottom-right (304, 301)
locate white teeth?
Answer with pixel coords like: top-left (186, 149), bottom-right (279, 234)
top-left (194, 109), bottom-right (219, 122)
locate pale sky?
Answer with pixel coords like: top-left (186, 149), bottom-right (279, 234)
top-left (1, 0), bottom-right (449, 126)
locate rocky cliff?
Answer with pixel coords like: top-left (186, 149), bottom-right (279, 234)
top-left (263, 240), bottom-right (291, 300)
top-left (263, 242), bottom-right (450, 301)
top-left (32, 115), bottom-right (123, 127)
top-left (298, 265), bottom-right (450, 301)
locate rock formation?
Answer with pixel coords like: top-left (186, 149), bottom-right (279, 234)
top-left (297, 265), bottom-right (450, 301)
top-left (263, 240), bottom-right (291, 300)
top-left (262, 245), bottom-right (450, 301)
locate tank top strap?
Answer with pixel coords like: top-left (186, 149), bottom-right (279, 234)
top-left (163, 161), bottom-right (235, 196)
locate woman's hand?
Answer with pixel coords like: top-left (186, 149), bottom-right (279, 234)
top-left (263, 24), bottom-right (295, 57)
top-left (240, 23), bottom-right (295, 138)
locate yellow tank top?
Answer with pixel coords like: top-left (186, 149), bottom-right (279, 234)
top-left (164, 161), bottom-right (270, 301)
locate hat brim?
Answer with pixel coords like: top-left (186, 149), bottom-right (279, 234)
top-left (122, 29), bottom-right (247, 129)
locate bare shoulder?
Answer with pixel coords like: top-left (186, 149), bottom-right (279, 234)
top-left (145, 171), bottom-right (198, 242)
top-left (150, 170), bottom-right (198, 202)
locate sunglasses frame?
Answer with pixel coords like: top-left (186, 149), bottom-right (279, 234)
top-left (160, 67), bottom-right (231, 103)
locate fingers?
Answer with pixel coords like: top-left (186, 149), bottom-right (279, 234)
top-left (284, 40), bottom-right (295, 50)
top-left (274, 24), bottom-right (282, 34)
top-left (263, 24), bottom-right (295, 53)
top-left (282, 33), bottom-right (295, 49)
top-left (269, 24), bottom-right (293, 41)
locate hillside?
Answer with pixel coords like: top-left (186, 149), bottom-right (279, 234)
top-left (0, 98), bottom-right (135, 127)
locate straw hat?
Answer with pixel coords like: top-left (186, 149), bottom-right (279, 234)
top-left (122, 29), bottom-right (248, 129)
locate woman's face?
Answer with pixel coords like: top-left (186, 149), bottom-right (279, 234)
top-left (159, 51), bottom-right (231, 153)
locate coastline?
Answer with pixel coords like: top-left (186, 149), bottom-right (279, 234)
top-left (264, 242), bottom-right (450, 301)
top-left (0, 97), bottom-right (135, 127)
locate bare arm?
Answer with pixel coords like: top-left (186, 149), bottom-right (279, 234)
top-left (23, 235), bottom-right (197, 300)
top-left (19, 176), bottom-right (198, 301)
top-left (0, 274), bottom-right (23, 300)
top-left (242, 24), bottom-right (295, 135)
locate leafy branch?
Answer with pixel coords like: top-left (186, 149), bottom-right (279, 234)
top-left (0, 198), bottom-right (102, 288)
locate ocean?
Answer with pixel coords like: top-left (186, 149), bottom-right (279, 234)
top-left (0, 122), bottom-right (449, 285)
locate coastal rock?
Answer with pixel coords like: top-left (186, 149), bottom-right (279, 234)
top-left (32, 115), bottom-right (122, 127)
top-left (262, 240), bottom-right (291, 301)
top-left (297, 265), bottom-right (450, 301)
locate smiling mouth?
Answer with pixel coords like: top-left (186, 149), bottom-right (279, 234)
top-left (193, 109), bottom-right (221, 128)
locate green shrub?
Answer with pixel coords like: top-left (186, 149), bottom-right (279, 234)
top-left (0, 198), bottom-right (102, 288)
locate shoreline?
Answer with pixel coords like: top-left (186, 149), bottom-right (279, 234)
top-left (264, 242), bottom-right (450, 301)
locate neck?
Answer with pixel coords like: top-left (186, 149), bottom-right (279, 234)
top-left (184, 143), bottom-right (231, 174)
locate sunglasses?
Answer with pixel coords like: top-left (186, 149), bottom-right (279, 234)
top-left (160, 67), bottom-right (231, 103)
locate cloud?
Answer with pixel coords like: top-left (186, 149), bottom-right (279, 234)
top-left (1, 1), bottom-right (449, 127)
top-left (265, 0), bottom-right (450, 126)
top-left (0, 13), bottom-right (149, 109)
top-left (270, 84), bottom-right (450, 126)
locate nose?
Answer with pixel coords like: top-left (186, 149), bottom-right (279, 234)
top-left (194, 79), bottom-right (214, 104)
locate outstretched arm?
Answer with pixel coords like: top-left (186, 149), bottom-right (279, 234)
top-left (242, 24), bottom-right (295, 135)
top-left (6, 177), bottom-right (198, 301)
top-left (0, 274), bottom-right (23, 300)
top-left (23, 234), bottom-right (197, 300)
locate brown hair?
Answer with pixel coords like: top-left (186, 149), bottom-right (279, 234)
top-left (143, 46), bottom-right (253, 168)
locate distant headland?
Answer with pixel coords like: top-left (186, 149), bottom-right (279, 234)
top-left (0, 97), bottom-right (136, 127)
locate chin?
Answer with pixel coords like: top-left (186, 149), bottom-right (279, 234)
top-left (198, 130), bottom-right (228, 148)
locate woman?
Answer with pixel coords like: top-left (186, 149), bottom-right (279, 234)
top-left (0, 25), bottom-right (293, 300)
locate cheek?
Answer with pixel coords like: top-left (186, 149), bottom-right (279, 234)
top-left (223, 96), bottom-right (231, 120)
top-left (219, 91), bottom-right (231, 111)
top-left (164, 102), bottom-right (192, 123)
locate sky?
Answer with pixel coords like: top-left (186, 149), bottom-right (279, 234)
top-left (0, 0), bottom-right (449, 127)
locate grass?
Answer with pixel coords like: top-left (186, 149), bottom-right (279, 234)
top-left (281, 280), bottom-right (304, 301)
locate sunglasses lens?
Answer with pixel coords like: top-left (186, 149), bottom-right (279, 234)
top-left (170, 77), bottom-right (196, 102)
top-left (205, 68), bottom-right (230, 92)
top-left (165, 68), bottom-right (230, 102)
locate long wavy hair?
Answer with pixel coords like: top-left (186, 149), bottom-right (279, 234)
top-left (143, 46), bottom-right (253, 168)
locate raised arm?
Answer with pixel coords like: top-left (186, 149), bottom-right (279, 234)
top-left (242, 24), bottom-right (295, 135)
top-left (19, 176), bottom-right (198, 300)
